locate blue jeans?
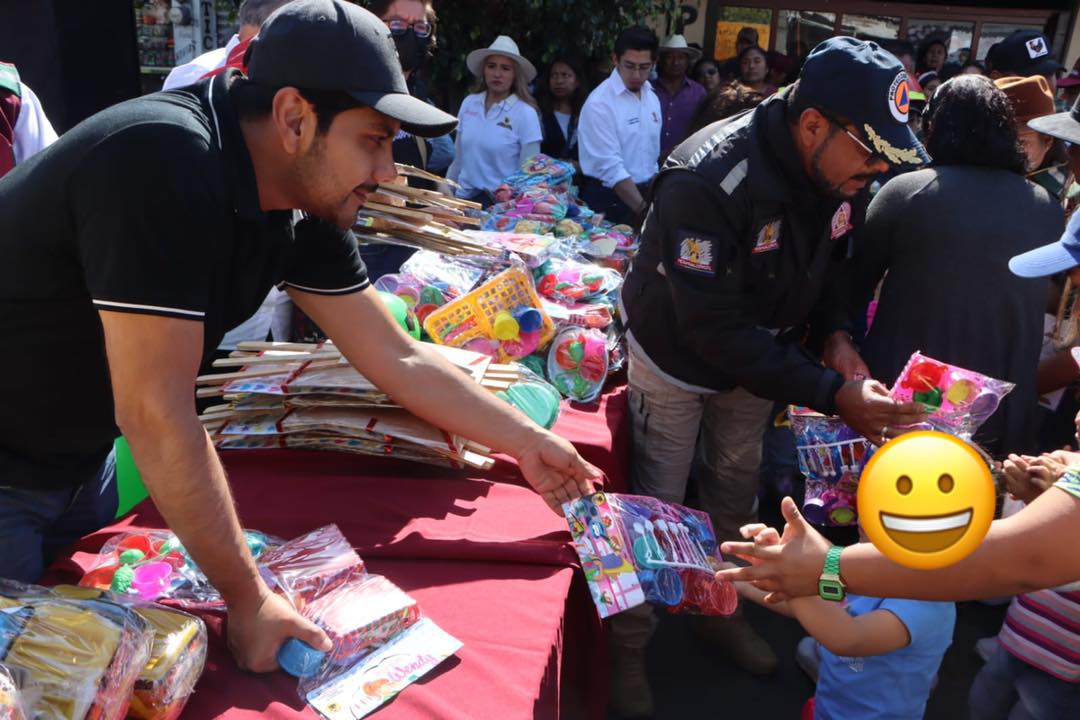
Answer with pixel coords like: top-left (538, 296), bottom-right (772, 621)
top-left (0, 449), bottom-right (118, 582)
top-left (969, 643), bottom-right (1080, 720)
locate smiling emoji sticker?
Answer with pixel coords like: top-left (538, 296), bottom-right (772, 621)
top-left (858, 431), bottom-right (994, 569)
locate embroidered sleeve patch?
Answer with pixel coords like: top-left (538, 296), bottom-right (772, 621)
top-left (752, 220), bottom-right (782, 254)
top-left (674, 233), bottom-right (716, 275)
top-left (830, 202), bottom-right (854, 240)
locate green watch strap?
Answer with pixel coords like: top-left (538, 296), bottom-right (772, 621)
top-left (824, 545), bottom-right (843, 575)
top-left (818, 545), bottom-right (846, 602)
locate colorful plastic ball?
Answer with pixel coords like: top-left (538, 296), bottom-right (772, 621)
top-left (493, 311), bottom-right (521, 341)
top-left (515, 307), bottom-right (543, 333)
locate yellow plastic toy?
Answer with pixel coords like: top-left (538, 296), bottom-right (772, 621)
top-left (423, 268), bottom-right (555, 363)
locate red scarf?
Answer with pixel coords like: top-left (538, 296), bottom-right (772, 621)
top-left (201, 36), bottom-right (253, 81)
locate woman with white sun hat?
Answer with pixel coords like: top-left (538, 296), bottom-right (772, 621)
top-left (447, 35), bottom-right (543, 203)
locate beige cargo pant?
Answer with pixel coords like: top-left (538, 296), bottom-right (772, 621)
top-left (610, 345), bottom-right (773, 647)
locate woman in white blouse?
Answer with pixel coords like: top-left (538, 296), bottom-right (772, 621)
top-left (447, 36), bottom-right (543, 203)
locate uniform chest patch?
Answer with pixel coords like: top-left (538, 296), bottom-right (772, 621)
top-left (752, 220), bottom-right (782, 254)
top-left (497, 116), bottom-right (514, 131)
top-left (675, 235), bottom-right (715, 275)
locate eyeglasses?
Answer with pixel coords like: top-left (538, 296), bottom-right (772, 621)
top-left (619, 60), bottom-right (654, 76)
top-left (821, 112), bottom-right (887, 166)
top-left (701, 68), bottom-right (719, 76)
top-left (387, 18), bottom-right (432, 39)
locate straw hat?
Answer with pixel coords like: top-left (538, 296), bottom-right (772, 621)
top-left (466, 36), bottom-right (537, 84)
top-left (659, 35), bottom-right (702, 63)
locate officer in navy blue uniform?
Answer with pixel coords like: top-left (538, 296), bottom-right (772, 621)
top-left (611, 38), bottom-right (932, 717)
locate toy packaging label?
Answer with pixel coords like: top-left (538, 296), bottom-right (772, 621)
top-left (563, 493), bottom-right (738, 619)
top-left (305, 618), bottom-right (461, 720)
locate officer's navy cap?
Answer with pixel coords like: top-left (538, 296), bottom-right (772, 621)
top-left (245, 0), bottom-right (456, 137)
top-left (1010, 205), bottom-right (1080, 278)
top-left (798, 36), bottom-right (930, 166)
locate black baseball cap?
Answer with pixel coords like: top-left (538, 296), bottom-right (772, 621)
top-left (798, 37), bottom-right (929, 166)
top-left (245, 0), bottom-right (456, 137)
top-left (986, 30), bottom-right (1064, 77)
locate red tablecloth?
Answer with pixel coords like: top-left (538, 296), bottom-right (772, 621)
top-left (46, 385), bottom-right (629, 720)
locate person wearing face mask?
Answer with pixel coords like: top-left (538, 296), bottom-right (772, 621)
top-left (357, 0), bottom-right (455, 280)
top-left (0, 0), bottom-right (597, 674)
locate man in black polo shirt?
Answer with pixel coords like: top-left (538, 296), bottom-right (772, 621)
top-left (0, 0), bottom-right (598, 672)
top-left (612, 38), bottom-right (930, 716)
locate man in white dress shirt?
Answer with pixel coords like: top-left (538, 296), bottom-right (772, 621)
top-left (578, 25), bottom-right (662, 225)
top-left (163, 0), bottom-right (291, 91)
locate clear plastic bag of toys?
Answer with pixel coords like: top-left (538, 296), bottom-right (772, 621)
top-left (127, 605), bottom-right (207, 720)
top-left (258, 524), bottom-right (367, 611)
top-left (294, 574), bottom-right (421, 698)
top-left (534, 258), bottom-right (623, 306)
top-left (789, 407), bottom-right (871, 527)
top-left (890, 352), bottom-right (1016, 439)
top-left (49, 586), bottom-right (207, 720)
top-left (563, 493), bottom-right (739, 619)
top-left (0, 580), bottom-right (153, 720)
top-left (375, 251), bottom-right (492, 328)
top-left (494, 362), bottom-right (562, 430)
top-left (0, 663), bottom-right (37, 720)
top-left (79, 529), bottom-right (281, 610)
top-left (548, 327), bottom-right (610, 402)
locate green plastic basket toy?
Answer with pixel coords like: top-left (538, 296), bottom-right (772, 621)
top-left (422, 268), bottom-right (555, 363)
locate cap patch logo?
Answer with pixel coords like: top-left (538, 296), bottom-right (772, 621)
top-left (1026, 37), bottom-right (1048, 59)
top-left (888, 72), bottom-right (910, 123)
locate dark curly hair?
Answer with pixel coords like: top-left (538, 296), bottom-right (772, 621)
top-left (689, 81), bottom-right (764, 134)
top-left (924, 74), bottom-right (1026, 174)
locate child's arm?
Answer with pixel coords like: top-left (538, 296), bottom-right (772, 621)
top-left (727, 523), bottom-right (911, 657)
top-left (718, 562), bottom-right (794, 617)
top-left (786, 597), bottom-right (911, 657)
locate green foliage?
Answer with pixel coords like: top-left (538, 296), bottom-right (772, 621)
top-left (417, 0), bottom-right (680, 107)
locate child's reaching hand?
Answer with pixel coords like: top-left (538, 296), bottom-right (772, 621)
top-left (1003, 452), bottom-right (1073, 503)
top-left (739, 522), bottom-right (782, 548)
